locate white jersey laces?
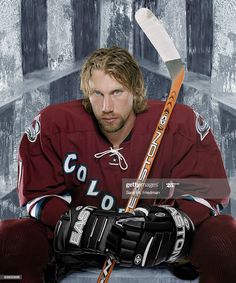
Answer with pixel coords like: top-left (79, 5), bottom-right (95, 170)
top-left (94, 147), bottom-right (128, 171)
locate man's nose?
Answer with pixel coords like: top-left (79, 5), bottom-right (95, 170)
top-left (102, 95), bottom-right (114, 113)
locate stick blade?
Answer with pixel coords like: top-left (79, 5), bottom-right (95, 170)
top-left (135, 8), bottom-right (181, 63)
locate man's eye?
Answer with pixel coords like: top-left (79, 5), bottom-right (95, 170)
top-left (113, 90), bottom-right (122, 96)
top-left (94, 92), bottom-right (102, 97)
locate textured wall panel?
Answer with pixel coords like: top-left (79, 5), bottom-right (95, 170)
top-left (142, 67), bottom-right (171, 100)
top-left (0, 0), bottom-right (22, 99)
top-left (50, 71), bottom-right (81, 105)
top-left (212, 0), bottom-right (236, 93)
top-left (0, 104), bottom-right (15, 196)
top-left (100, 0), bottom-right (133, 52)
top-left (211, 0), bottom-right (236, 199)
top-left (220, 107), bottom-right (236, 210)
top-left (221, 108), bottom-right (236, 178)
top-left (0, 188), bottom-right (25, 220)
top-left (21, 0), bottom-right (48, 74)
top-left (139, 60), bottom-right (173, 101)
top-left (186, 0), bottom-right (213, 76)
top-left (133, 0), bottom-right (160, 63)
top-left (47, 0), bottom-right (74, 70)
top-left (73, 0), bottom-right (100, 60)
top-left (155, 0), bottom-right (186, 74)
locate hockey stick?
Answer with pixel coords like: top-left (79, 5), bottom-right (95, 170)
top-left (97, 8), bottom-right (185, 283)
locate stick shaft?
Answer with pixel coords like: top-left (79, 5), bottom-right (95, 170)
top-left (97, 66), bottom-right (184, 283)
top-left (97, 8), bottom-right (185, 283)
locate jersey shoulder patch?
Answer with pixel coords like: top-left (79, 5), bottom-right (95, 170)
top-left (194, 111), bottom-right (210, 141)
top-left (25, 114), bottom-right (41, 142)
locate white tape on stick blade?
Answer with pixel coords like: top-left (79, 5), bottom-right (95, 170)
top-left (135, 8), bottom-right (180, 62)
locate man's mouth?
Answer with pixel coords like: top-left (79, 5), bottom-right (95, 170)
top-left (101, 117), bottom-right (118, 123)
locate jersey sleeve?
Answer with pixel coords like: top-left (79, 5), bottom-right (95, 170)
top-left (17, 111), bottom-right (70, 228)
top-left (170, 110), bottom-right (230, 226)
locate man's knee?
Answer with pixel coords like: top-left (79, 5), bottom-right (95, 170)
top-left (0, 217), bottom-right (52, 267)
top-left (190, 214), bottom-right (236, 267)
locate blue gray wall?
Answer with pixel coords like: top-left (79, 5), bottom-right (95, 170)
top-left (0, 0), bottom-right (235, 219)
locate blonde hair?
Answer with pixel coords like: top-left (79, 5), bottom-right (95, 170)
top-left (80, 46), bottom-right (147, 114)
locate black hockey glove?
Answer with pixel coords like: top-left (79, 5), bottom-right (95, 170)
top-left (54, 206), bottom-right (136, 257)
top-left (106, 205), bottom-right (195, 267)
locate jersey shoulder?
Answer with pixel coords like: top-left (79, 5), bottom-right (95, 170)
top-left (145, 100), bottom-right (210, 143)
top-left (146, 99), bottom-right (196, 125)
top-left (171, 102), bottom-right (212, 144)
top-left (40, 99), bottom-right (96, 136)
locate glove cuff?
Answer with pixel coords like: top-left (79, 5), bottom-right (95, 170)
top-left (159, 206), bottom-right (195, 263)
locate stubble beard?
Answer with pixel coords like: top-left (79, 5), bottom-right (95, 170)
top-left (98, 116), bottom-right (125, 133)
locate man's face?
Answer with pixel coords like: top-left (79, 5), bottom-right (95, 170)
top-left (88, 70), bottom-right (135, 134)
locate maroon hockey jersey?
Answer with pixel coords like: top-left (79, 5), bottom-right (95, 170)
top-left (17, 100), bottom-right (230, 228)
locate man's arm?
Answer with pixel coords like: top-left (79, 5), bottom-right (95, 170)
top-left (170, 110), bottom-right (230, 226)
top-left (18, 110), bottom-right (70, 229)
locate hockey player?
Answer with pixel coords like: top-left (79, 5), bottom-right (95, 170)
top-left (0, 46), bottom-right (236, 283)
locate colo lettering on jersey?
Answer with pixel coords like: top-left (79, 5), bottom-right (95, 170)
top-left (76, 164), bottom-right (87, 182)
top-left (63, 153), bottom-right (87, 183)
top-left (101, 194), bottom-right (114, 210)
top-left (87, 180), bottom-right (100, 196)
top-left (64, 153), bottom-right (77, 173)
top-left (63, 153), bottom-right (116, 210)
